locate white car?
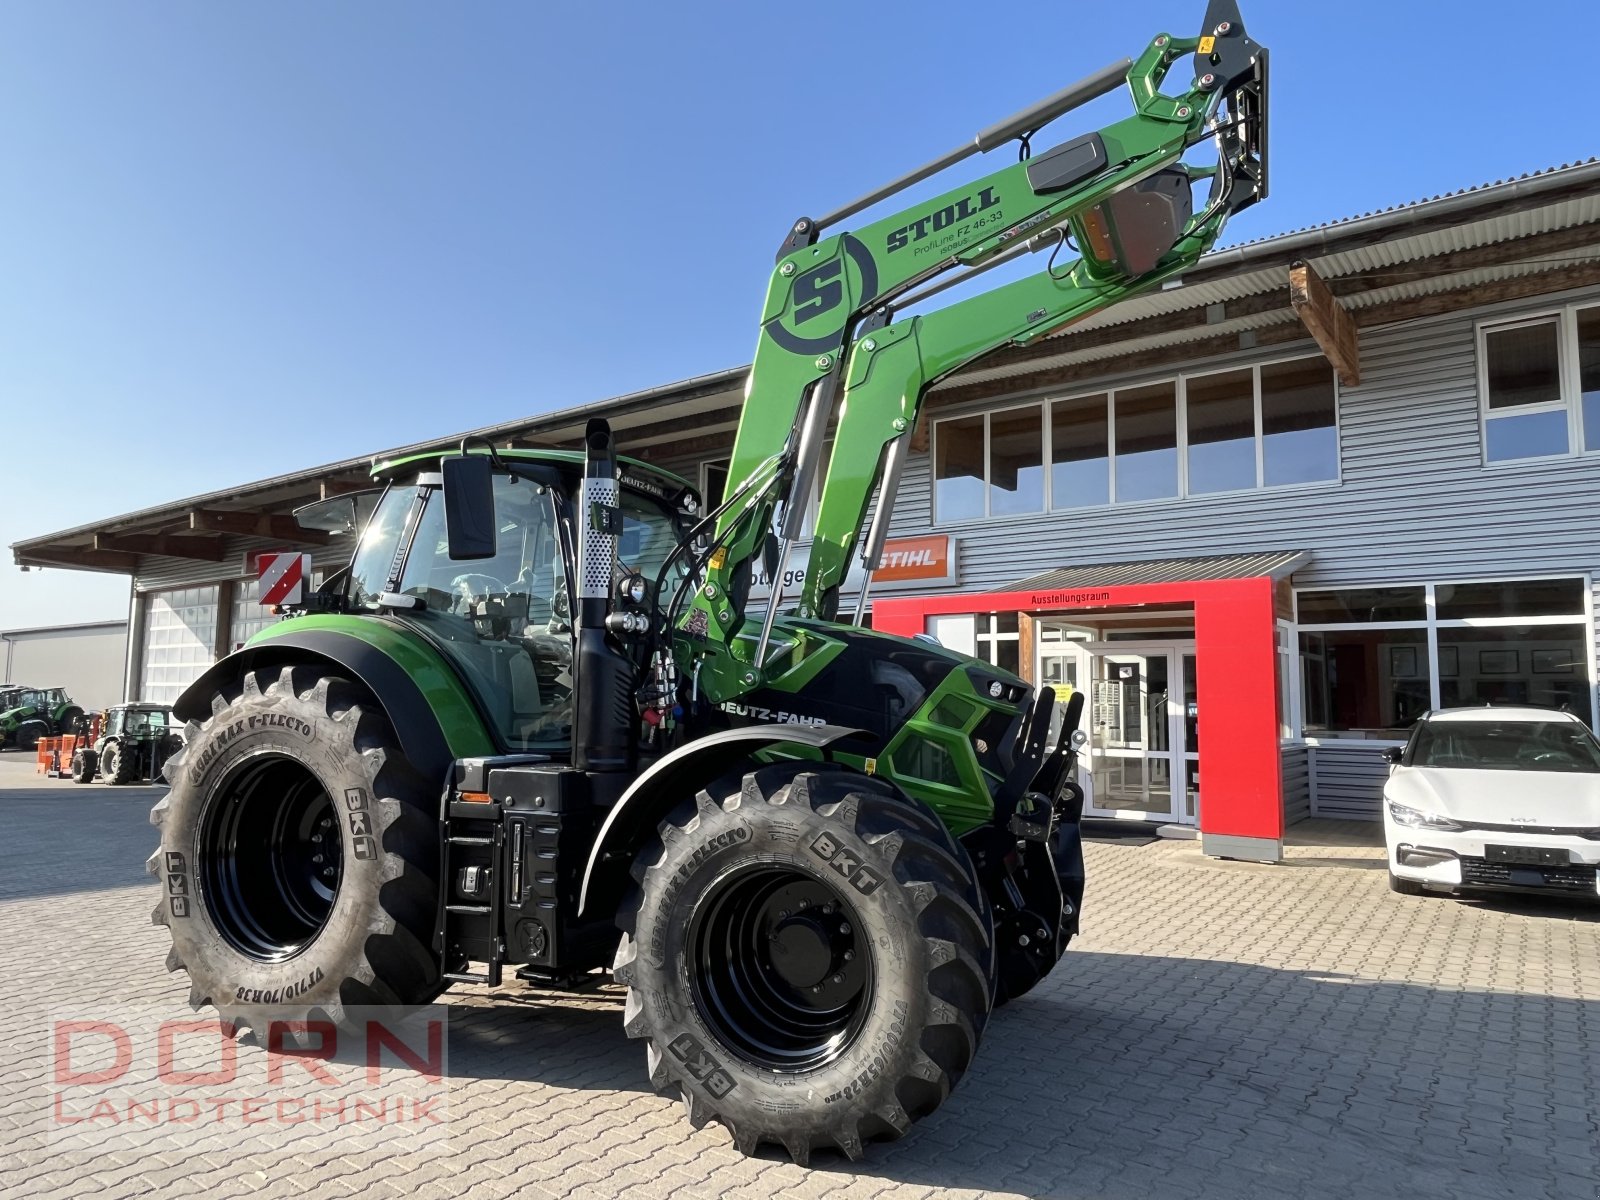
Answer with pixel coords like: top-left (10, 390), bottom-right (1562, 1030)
top-left (1382, 706), bottom-right (1600, 900)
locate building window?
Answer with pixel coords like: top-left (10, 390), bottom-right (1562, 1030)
top-left (1114, 382), bottom-right (1179, 502)
top-left (141, 586), bottom-right (219, 706)
top-left (1479, 302), bottom-right (1600, 463)
top-left (701, 460), bottom-right (729, 511)
top-left (229, 579), bottom-right (281, 652)
top-left (1296, 576), bottom-right (1594, 738)
top-left (931, 353), bottom-right (1338, 523)
top-left (1261, 357), bottom-right (1338, 485)
top-left (974, 612), bottom-right (1021, 675)
top-left (989, 405), bottom-right (1045, 516)
top-left (933, 414), bottom-right (986, 521)
top-left (1185, 369), bottom-right (1255, 494)
top-left (1581, 307), bottom-right (1600, 453)
top-left (1050, 393), bottom-right (1110, 507)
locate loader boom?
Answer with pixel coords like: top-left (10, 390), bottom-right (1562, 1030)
top-left (678, 0), bottom-right (1266, 692)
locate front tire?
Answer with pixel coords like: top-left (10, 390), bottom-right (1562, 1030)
top-left (149, 665), bottom-right (444, 1031)
top-left (615, 762), bottom-right (994, 1163)
top-left (104, 742), bottom-right (136, 785)
top-left (1388, 872), bottom-right (1425, 896)
top-left (71, 749), bottom-right (97, 784)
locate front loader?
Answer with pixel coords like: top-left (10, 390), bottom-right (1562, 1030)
top-left (149, 2), bottom-right (1267, 1162)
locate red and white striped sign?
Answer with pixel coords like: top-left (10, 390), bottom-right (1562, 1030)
top-left (257, 552), bottom-right (311, 606)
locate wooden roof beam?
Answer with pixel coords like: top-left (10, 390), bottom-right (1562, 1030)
top-left (1289, 260), bottom-right (1361, 388)
top-left (189, 509), bottom-right (331, 544)
top-left (94, 533), bottom-right (226, 561)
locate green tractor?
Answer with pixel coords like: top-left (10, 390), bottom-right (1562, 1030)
top-left (0, 686), bottom-right (83, 752)
top-left (149, 3), bottom-right (1267, 1161)
top-left (72, 704), bottom-right (183, 785)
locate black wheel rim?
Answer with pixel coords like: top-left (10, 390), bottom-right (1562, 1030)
top-left (689, 866), bottom-right (873, 1072)
top-left (199, 753), bottom-right (344, 962)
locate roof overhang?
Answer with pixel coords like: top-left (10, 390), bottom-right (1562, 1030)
top-left (13, 158), bottom-right (1600, 580)
top-left (1008, 551), bottom-right (1311, 592)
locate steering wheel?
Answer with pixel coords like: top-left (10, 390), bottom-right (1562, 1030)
top-left (450, 573), bottom-right (509, 603)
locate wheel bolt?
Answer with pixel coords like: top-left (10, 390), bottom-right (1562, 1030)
top-left (1019, 934), bottom-right (1031, 946)
top-left (839, 922), bottom-right (850, 935)
top-left (843, 950), bottom-right (854, 962)
top-left (821, 903), bottom-right (834, 914)
top-left (812, 985), bottom-right (823, 994)
top-left (320, 818), bottom-right (331, 829)
top-left (777, 910), bottom-right (788, 920)
top-left (312, 854), bottom-right (323, 864)
top-left (312, 833), bottom-right (321, 843)
top-left (831, 974), bottom-right (843, 984)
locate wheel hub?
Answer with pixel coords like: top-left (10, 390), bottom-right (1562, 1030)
top-left (199, 753), bottom-right (343, 963)
top-left (769, 913), bottom-right (835, 990)
top-left (689, 867), bottom-right (873, 1071)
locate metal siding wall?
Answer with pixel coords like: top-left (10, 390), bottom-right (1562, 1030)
top-left (2, 625), bottom-right (129, 711)
top-left (1280, 743), bottom-right (1311, 826)
top-left (1307, 745), bottom-right (1392, 821)
top-left (888, 300), bottom-right (1600, 594)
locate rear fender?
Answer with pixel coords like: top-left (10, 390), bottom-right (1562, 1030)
top-left (577, 724), bottom-right (872, 920)
top-left (171, 628), bottom-right (494, 784)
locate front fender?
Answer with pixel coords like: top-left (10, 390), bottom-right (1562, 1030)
top-left (172, 622), bottom-right (495, 784)
top-left (577, 724), bottom-right (872, 919)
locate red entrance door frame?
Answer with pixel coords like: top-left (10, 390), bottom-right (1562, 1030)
top-left (874, 576), bottom-right (1284, 859)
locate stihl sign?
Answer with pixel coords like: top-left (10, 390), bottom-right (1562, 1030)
top-left (256, 553), bottom-right (311, 606)
top-left (872, 535), bottom-right (953, 583)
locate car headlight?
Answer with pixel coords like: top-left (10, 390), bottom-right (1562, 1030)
top-left (1386, 801), bottom-right (1464, 832)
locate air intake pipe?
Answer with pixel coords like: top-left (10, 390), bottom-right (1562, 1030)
top-left (573, 419), bottom-right (635, 772)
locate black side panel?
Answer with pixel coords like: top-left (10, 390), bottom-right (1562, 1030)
top-left (1025, 132), bottom-right (1108, 195)
top-left (171, 630), bottom-right (455, 784)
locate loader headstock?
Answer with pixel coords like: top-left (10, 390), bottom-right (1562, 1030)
top-left (1196, 0), bottom-right (1268, 216)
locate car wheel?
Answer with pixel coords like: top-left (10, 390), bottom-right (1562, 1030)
top-left (1388, 872), bottom-right (1424, 896)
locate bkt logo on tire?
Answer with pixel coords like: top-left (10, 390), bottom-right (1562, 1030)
top-left (808, 833), bottom-right (885, 896)
top-left (667, 1032), bottom-right (737, 1099)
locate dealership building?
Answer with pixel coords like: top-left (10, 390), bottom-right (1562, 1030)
top-left (14, 159), bottom-right (1600, 861)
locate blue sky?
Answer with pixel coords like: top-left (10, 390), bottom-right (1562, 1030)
top-left (1, 0), bottom-right (1591, 630)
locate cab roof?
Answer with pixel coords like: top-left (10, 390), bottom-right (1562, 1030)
top-left (369, 447), bottom-right (694, 494)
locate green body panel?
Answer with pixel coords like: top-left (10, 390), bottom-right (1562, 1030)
top-left (708, 616), bottom-right (1025, 836)
top-left (249, 614), bottom-right (497, 760)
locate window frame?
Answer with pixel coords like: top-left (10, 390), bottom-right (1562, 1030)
top-left (1292, 573), bottom-right (1598, 740)
top-left (1477, 302), bottom-right (1600, 467)
top-left (929, 350), bottom-right (1341, 526)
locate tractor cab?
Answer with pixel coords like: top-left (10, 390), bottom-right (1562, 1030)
top-left (322, 449), bottom-right (697, 755)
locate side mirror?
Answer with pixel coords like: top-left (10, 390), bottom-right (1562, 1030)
top-left (442, 456), bottom-right (498, 560)
top-left (1382, 745), bottom-right (1404, 765)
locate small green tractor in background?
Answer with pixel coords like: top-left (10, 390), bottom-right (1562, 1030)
top-left (148, 2), bottom-right (1268, 1162)
top-left (0, 686), bottom-right (83, 752)
top-left (72, 704), bottom-right (182, 785)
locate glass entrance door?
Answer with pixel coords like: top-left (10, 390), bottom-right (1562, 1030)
top-left (1083, 645), bottom-right (1195, 823)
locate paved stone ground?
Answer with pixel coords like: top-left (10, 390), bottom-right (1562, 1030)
top-left (1, 752), bottom-right (1597, 1199)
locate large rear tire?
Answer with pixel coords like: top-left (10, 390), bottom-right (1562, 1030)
top-left (615, 761), bottom-right (994, 1163)
top-left (149, 665), bottom-right (444, 1032)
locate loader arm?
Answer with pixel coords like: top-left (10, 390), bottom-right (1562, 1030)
top-left (680, 0), bottom-right (1267, 669)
